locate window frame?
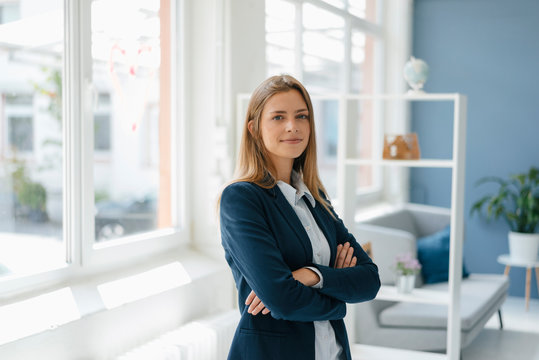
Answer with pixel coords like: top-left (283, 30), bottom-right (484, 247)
top-left (0, 0), bottom-right (188, 299)
top-left (265, 0), bottom-right (385, 206)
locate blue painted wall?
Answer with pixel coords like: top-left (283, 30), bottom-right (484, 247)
top-left (410, 0), bottom-right (539, 299)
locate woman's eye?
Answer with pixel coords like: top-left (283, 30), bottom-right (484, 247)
top-left (272, 115), bottom-right (283, 120)
top-left (297, 114), bottom-right (309, 120)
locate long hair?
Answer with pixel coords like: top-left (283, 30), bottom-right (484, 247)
top-left (224, 74), bottom-right (334, 216)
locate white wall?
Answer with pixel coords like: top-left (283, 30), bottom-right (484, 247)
top-left (188, 0), bottom-right (266, 254)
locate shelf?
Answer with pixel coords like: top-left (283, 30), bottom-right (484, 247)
top-left (351, 344), bottom-right (447, 360)
top-left (345, 159), bottom-right (454, 168)
top-left (333, 92), bottom-right (467, 360)
top-left (376, 285), bottom-right (450, 305)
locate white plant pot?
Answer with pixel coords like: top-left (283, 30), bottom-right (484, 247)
top-left (396, 274), bottom-right (416, 294)
top-left (508, 231), bottom-right (539, 262)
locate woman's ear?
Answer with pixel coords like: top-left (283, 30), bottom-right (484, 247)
top-left (247, 120), bottom-right (255, 135)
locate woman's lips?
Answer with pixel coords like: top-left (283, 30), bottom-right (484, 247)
top-left (281, 138), bottom-right (302, 144)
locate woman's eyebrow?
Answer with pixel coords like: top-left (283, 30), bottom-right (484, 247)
top-left (269, 109), bottom-right (309, 114)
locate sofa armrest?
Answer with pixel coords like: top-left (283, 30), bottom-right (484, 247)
top-left (405, 204), bottom-right (451, 238)
top-left (355, 223), bottom-right (416, 285)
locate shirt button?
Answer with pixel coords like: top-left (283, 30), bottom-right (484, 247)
top-left (305, 226), bottom-right (311, 231)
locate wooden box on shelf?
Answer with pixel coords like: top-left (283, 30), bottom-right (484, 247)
top-left (382, 133), bottom-right (421, 160)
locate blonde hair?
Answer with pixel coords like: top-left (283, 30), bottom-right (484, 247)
top-left (224, 74), bottom-right (334, 216)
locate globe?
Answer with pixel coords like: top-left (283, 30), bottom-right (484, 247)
top-left (403, 56), bottom-right (429, 92)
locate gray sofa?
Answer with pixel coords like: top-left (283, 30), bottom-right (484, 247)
top-left (352, 203), bottom-right (509, 352)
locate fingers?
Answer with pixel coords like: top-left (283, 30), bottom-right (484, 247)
top-left (335, 243), bottom-right (345, 268)
top-left (245, 290), bottom-right (256, 305)
top-left (246, 291), bottom-right (270, 315)
top-left (335, 242), bottom-right (357, 268)
top-left (247, 294), bottom-right (262, 313)
top-left (343, 245), bottom-right (354, 267)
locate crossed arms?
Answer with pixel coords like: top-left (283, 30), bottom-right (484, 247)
top-left (220, 183), bottom-right (380, 322)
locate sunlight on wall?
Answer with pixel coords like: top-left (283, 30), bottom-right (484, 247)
top-left (0, 287), bottom-right (80, 345)
top-left (97, 262), bottom-right (192, 309)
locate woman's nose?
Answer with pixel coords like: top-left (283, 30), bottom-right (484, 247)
top-left (286, 119), bottom-right (297, 132)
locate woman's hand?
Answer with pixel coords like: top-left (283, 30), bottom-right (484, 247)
top-left (245, 290), bottom-right (271, 315)
top-left (245, 244), bottom-right (355, 316)
top-left (245, 268), bottom-right (321, 315)
top-left (292, 268), bottom-right (320, 287)
top-left (334, 242), bottom-right (357, 269)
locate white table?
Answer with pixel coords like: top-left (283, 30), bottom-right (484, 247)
top-left (497, 254), bottom-right (539, 311)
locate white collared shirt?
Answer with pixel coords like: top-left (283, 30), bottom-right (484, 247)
top-left (277, 172), bottom-right (343, 360)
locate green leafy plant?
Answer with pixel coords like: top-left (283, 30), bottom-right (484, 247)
top-left (12, 163), bottom-right (47, 213)
top-left (471, 166), bottom-right (539, 233)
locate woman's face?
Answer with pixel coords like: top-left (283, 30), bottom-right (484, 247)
top-left (255, 89), bottom-right (310, 169)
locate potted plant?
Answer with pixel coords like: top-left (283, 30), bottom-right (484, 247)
top-left (394, 252), bottom-right (422, 293)
top-left (471, 166), bottom-right (539, 262)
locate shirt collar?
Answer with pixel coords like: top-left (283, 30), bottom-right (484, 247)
top-left (276, 171), bottom-right (316, 207)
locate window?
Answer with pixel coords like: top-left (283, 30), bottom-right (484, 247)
top-left (0, 2), bottom-right (19, 25)
top-left (265, 0), bottom-right (383, 202)
top-left (5, 94), bottom-right (35, 154)
top-left (8, 115), bottom-right (33, 152)
top-left (0, 1), bottom-right (65, 280)
top-left (91, 0), bottom-right (173, 244)
top-left (0, 0), bottom-right (183, 290)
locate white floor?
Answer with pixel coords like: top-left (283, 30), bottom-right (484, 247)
top-left (462, 296), bottom-right (539, 360)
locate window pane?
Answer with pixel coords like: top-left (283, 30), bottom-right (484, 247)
top-left (9, 116), bottom-right (34, 151)
top-left (314, 99), bottom-right (339, 199)
top-left (321, 0), bottom-right (345, 9)
top-left (265, 0), bottom-right (296, 76)
top-left (351, 30), bottom-right (376, 94)
top-left (353, 100), bottom-right (374, 188)
top-left (303, 3), bottom-right (344, 30)
top-left (351, 30), bottom-right (379, 190)
top-left (0, 2), bottom-right (65, 278)
top-left (302, 4), bottom-right (344, 92)
top-left (348, 0), bottom-right (379, 23)
top-left (91, 0), bottom-right (172, 243)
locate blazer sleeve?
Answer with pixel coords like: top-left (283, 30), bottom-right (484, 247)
top-left (220, 183), bottom-right (346, 322)
top-left (311, 203), bottom-right (381, 304)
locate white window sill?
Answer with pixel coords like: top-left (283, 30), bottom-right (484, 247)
top-left (0, 247), bottom-right (230, 347)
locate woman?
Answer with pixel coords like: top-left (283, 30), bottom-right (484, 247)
top-left (219, 75), bottom-right (380, 360)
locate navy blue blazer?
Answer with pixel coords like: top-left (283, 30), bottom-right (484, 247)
top-left (220, 181), bottom-right (380, 360)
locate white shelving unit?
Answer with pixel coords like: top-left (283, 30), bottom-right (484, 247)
top-left (336, 93), bottom-right (467, 360)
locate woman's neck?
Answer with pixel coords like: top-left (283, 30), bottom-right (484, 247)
top-left (270, 156), bottom-right (293, 185)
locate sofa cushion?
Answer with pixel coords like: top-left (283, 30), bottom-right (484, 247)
top-left (417, 225), bottom-right (470, 284)
top-left (378, 274), bottom-right (509, 330)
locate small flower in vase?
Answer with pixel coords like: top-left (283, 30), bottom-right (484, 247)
top-left (394, 252), bottom-right (422, 293)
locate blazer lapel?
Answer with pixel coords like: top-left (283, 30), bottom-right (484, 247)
top-left (272, 187), bottom-right (313, 262)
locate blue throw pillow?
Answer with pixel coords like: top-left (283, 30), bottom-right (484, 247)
top-left (417, 225), bottom-right (469, 284)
